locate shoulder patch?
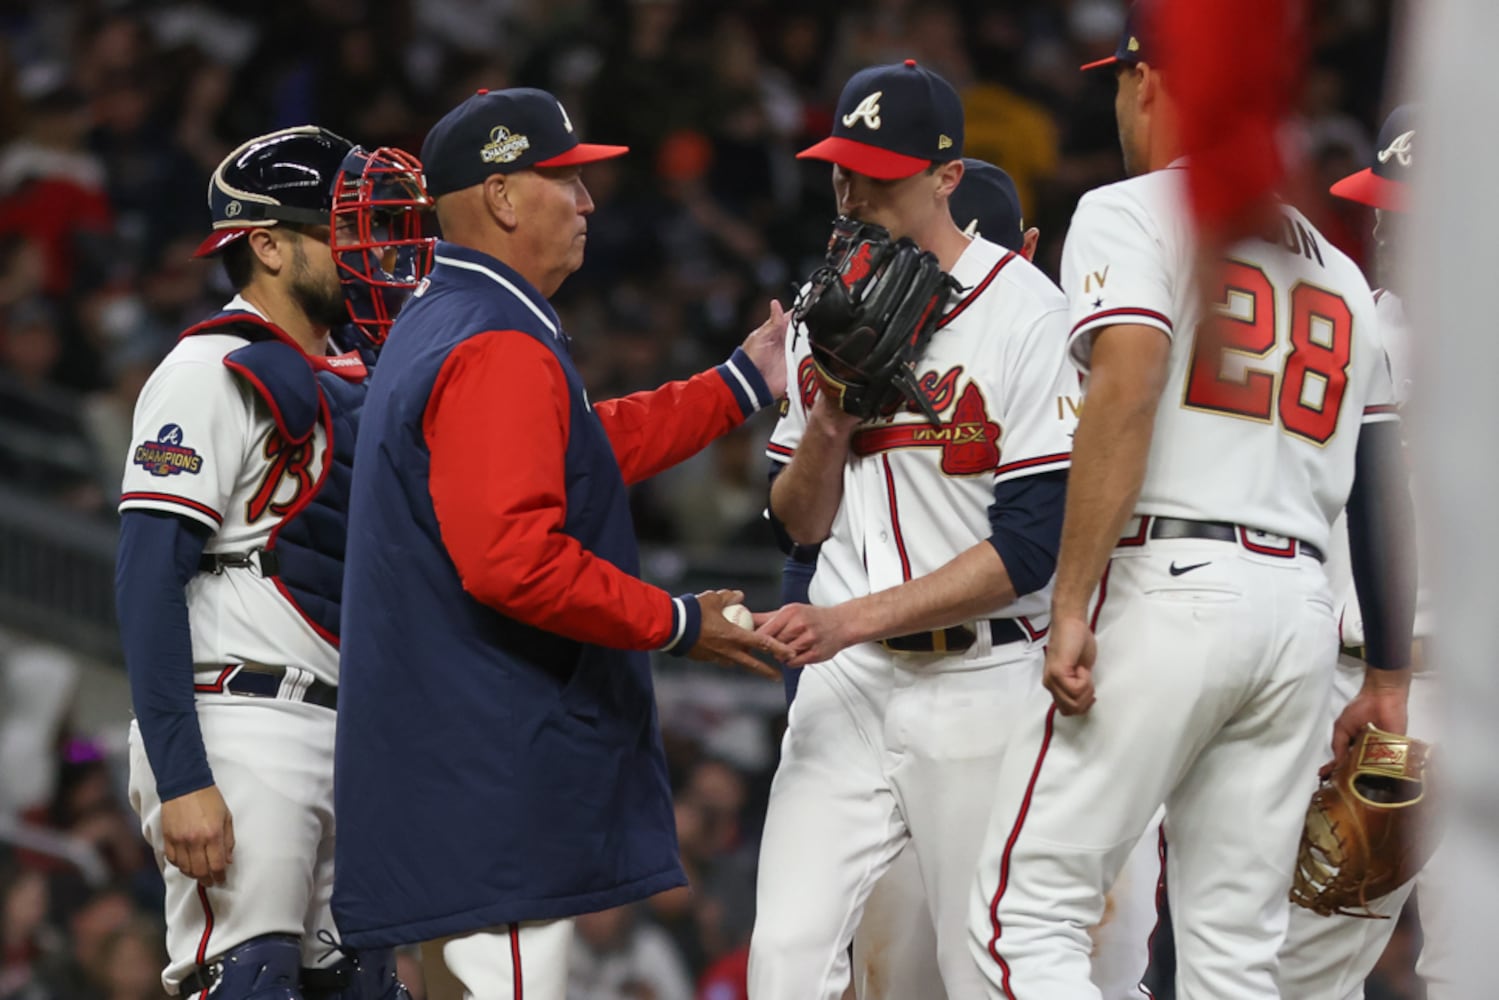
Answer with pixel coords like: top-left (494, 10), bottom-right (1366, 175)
top-left (132, 423), bottom-right (203, 477)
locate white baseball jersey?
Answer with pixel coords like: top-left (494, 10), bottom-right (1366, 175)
top-left (1325, 289), bottom-right (1432, 644)
top-left (118, 296), bottom-right (338, 683)
top-left (1064, 165), bottom-right (1397, 551)
top-left (767, 235), bottom-right (1079, 639)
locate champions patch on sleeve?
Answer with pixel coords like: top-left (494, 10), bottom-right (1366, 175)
top-left (132, 423), bottom-right (203, 477)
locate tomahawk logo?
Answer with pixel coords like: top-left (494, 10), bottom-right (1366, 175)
top-left (842, 92), bottom-right (883, 130)
top-left (1377, 130), bottom-right (1414, 167)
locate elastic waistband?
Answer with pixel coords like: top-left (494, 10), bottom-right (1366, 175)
top-left (1119, 516), bottom-right (1324, 563)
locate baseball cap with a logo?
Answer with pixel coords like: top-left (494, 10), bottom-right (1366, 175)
top-left (1330, 105), bottom-right (1415, 213)
top-left (949, 159), bottom-right (1024, 249)
top-left (1080, 4), bottom-right (1147, 71)
top-left (797, 60), bottom-right (964, 181)
top-left (420, 87), bottom-right (629, 198)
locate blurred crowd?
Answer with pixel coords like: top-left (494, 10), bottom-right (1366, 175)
top-left (0, 0), bottom-right (1410, 998)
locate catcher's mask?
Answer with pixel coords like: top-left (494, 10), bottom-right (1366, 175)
top-left (330, 146), bottom-right (436, 345)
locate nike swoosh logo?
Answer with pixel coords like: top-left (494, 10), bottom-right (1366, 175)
top-left (1168, 561), bottom-right (1211, 576)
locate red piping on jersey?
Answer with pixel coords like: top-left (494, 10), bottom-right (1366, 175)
top-left (509, 923), bottom-right (523, 998)
top-left (1070, 307), bottom-right (1175, 337)
top-left (193, 884), bottom-right (214, 999)
top-left (986, 703), bottom-right (1058, 997)
top-left (881, 455), bottom-right (913, 581)
top-left (1373, 288), bottom-right (1387, 304)
top-left (1363, 403), bottom-right (1398, 417)
top-left (1137, 825), bottom-right (1169, 998)
top-left (939, 252), bottom-right (1016, 330)
top-left (193, 666), bottom-right (235, 694)
top-left (120, 492), bottom-right (224, 526)
top-left (1236, 526), bottom-right (1297, 559)
top-left (994, 452), bottom-right (1070, 479)
top-left (264, 403), bottom-right (341, 648)
top-left (222, 358), bottom-right (315, 445)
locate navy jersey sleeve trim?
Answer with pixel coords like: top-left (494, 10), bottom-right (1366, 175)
top-left (717, 348), bottom-right (775, 417)
top-left (985, 470), bottom-right (1068, 597)
top-left (661, 594), bottom-right (702, 655)
top-left (115, 510), bottom-right (215, 800)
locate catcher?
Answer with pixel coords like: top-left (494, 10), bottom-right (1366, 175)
top-left (747, 59), bottom-right (1157, 998)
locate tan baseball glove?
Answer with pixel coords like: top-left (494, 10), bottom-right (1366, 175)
top-left (1289, 725), bottom-right (1435, 918)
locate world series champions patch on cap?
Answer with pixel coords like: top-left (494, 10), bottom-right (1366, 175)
top-left (1330, 105), bottom-right (1415, 212)
top-left (797, 60), bottom-right (964, 181)
top-left (420, 87), bottom-right (629, 197)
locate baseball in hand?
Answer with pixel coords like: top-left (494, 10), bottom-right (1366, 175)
top-left (723, 604), bottom-right (754, 630)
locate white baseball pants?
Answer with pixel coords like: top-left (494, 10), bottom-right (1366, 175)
top-left (1277, 660), bottom-right (1451, 1000)
top-left (971, 535), bottom-right (1336, 999)
top-left (420, 919), bottom-right (572, 1000)
top-left (750, 637), bottom-right (1158, 999)
top-left (128, 698), bottom-right (343, 994)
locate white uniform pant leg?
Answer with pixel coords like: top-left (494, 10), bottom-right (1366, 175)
top-left (749, 665), bottom-right (907, 1000)
top-left (423, 920), bottom-right (573, 1000)
top-left (127, 701), bottom-right (338, 993)
top-left (969, 548), bottom-right (1333, 1000)
top-left (892, 648), bottom-right (1042, 999)
top-left (852, 844), bottom-right (944, 1000)
top-left (1162, 554), bottom-right (1334, 1000)
top-left (1278, 665), bottom-right (1445, 1000)
top-left (1091, 812), bottom-right (1164, 1000)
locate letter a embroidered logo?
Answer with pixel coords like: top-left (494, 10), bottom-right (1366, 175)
top-left (842, 92), bottom-right (883, 130)
top-left (1377, 130), bottom-right (1414, 167)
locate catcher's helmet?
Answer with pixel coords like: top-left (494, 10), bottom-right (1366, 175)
top-left (193, 125), bottom-right (356, 258)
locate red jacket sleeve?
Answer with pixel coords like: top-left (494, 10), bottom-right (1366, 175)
top-left (424, 330), bottom-right (693, 650)
top-left (594, 348), bottom-right (775, 486)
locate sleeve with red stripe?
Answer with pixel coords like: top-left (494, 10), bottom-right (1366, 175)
top-left (425, 331), bottom-right (699, 653)
top-left (594, 348), bottom-right (773, 486)
top-left (993, 304), bottom-right (1076, 486)
top-left (119, 358), bottom-right (249, 531)
top-left (1059, 188), bottom-right (1177, 374)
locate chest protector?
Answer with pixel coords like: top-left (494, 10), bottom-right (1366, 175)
top-left (182, 312), bottom-right (370, 643)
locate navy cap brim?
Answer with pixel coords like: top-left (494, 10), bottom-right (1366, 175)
top-left (1329, 168), bottom-right (1406, 212)
top-left (796, 136), bottom-right (931, 181)
top-left (533, 142), bottom-right (630, 169)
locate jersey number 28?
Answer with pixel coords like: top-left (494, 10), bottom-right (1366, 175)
top-left (1183, 260), bottom-right (1352, 444)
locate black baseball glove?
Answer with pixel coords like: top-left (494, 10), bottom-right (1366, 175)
top-left (794, 217), bottom-right (958, 425)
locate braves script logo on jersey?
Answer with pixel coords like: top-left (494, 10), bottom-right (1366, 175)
top-left (849, 378), bottom-right (1001, 475)
top-left (245, 434), bottom-right (316, 522)
top-left (133, 423), bottom-right (203, 477)
top-left (797, 357), bottom-right (963, 417)
top-left (842, 92), bottom-right (883, 130)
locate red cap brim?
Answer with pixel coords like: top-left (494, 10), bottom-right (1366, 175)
top-left (1329, 168), bottom-right (1406, 212)
top-left (1080, 55), bottom-right (1123, 71)
top-left (795, 137), bottom-right (930, 181)
top-left (534, 143), bottom-right (630, 168)
top-left (193, 228), bottom-right (252, 258)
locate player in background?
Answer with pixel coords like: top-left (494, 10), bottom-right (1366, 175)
top-left (749, 62), bottom-right (1155, 999)
top-left (1277, 104), bottom-right (1454, 1000)
top-left (969, 17), bottom-right (1416, 1000)
top-left (115, 127), bottom-right (433, 1000)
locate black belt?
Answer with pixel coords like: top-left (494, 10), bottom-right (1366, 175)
top-left (199, 549), bottom-right (280, 575)
top-left (882, 618), bottom-right (1026, 653)
top-left (202, 663), bottom-right (337, 710)
top-left (1141, 517), bottom-right (1325, 563)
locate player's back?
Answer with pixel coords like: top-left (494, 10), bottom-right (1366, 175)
top-left (1063, 168), bottom-right (1391, 552)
